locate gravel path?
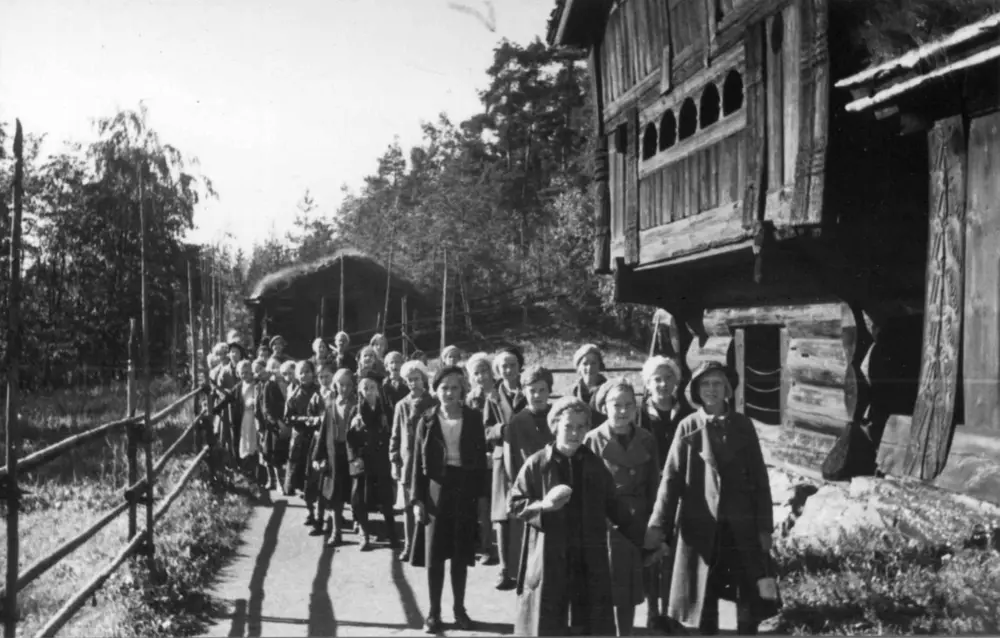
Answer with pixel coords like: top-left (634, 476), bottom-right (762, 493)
top-left (199, 489), bottom-right (740, 637)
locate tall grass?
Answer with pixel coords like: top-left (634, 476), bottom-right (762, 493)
top-left (0, 377), bottom-right (253, 637)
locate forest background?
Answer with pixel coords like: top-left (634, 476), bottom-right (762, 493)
top-left (0, 40), bottom-right (650, 391)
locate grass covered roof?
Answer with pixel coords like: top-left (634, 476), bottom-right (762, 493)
top-left (247, 247), bottom-right (423, 304)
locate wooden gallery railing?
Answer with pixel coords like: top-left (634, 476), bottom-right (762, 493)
top-left (0, 328), bottom-right (226, 638)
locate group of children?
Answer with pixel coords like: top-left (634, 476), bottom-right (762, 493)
top-left (204, 331), bottom-right (776, 636)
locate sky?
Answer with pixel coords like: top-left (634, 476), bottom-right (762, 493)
top-left (0, 0), bottom-right (552, 252)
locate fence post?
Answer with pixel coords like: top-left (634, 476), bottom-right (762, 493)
top-left (401, 296), bottom-right (408, 358)
top-left (3, 119), bottom-right (25, 638)
top-left (440, 249), bottom-right (448, 354)
top-left (126, 319), bottom-right (138, 542)
top-left (187, 261), bottom-right (200, 452)
top-left (138, 168), bottom-right (155, 574)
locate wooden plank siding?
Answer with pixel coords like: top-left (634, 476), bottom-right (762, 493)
top-left (601, 0), bottom-right (671, 107)
top-left (963, 111), bottom-right (1000, 432)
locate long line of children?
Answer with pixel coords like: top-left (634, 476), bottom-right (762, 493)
top-left (204, 331), bottom-right (778, 636)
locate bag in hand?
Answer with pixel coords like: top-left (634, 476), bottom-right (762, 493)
top-left (349, 457), bottom-right (366, 476)
top-left (749, 556), bottom-right (783, 621)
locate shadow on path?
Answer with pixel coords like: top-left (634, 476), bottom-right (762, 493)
top-left (246, 499), bottom-right (287, 637)
top-left (308, 545), bottom-right (337, 637)
top-left (227, 599), bottom-right (247, 638)
top-left (390, 526), bottom-right (425, 629)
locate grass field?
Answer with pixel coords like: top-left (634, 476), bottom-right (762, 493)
top-left (0, 378), bottom-right (254, 637)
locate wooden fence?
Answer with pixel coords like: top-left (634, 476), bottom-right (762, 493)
top-left (0, 322), bottom-right (223, 638)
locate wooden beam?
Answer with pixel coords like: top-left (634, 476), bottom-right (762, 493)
top-left (902, 115), bottom-right (967, 480)
top-left (638, 200), bottom-right (749, 264)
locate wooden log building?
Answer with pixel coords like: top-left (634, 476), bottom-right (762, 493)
top-left (245, 248), bottom-right (432, 359)
top-left (546, 1), bottom-right (1000, 502)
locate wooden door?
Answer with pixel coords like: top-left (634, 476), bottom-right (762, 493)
top-left (963, 111), bottom-right (1000, 432)
top-left (902, 116), bottom-right (967, 480)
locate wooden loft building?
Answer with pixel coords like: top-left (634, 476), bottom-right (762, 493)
top-left (838, 14), bottom-right (1000, 500)
top-left (546, 0), bottom-right (1000, 499)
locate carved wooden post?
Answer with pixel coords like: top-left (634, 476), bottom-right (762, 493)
top-left (743, 21), bottom-right (767, 229)
top-left (588, 42), bottom-right (612, 275)
top-left (733, 328), bottom-right (746, 414)
top-left (842, 303), bottom-right (873, 424)
top-left (903, 115), bottom-right (967, 480)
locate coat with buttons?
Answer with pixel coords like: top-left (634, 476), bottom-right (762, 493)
top-left (583, 422), bottom-right (661, 607)
top-left (647, 409), bottom-right (773, 627)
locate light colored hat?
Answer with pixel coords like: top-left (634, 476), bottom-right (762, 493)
top-left (441, 345), bottom-right (461, 361)
top-left (547, 396), bottom-right (592, 431)
top-left (401, 360), bottom-right (430, 381)
top-left (465, 352), bottom-right (492, 377)
top-left (594, 378), bottom-right (637, 415)
top-left (641, 356), bottom-right (682, 384)
top-left (573, 343), bottom-right (605, 370)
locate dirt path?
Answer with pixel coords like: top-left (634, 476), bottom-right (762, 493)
top-left (200, 489), bottom-right (739, 637)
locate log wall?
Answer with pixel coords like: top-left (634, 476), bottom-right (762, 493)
top-left (684, 302), bottom-right (850, 463)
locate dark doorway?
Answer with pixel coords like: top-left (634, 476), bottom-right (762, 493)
top-left (742, 325), bottom-right (783, 425)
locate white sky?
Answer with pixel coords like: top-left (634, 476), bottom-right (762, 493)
top-left (0, 0), bottom-right (551, 252)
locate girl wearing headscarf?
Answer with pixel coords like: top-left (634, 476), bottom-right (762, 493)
top-left (313, 368), bottom-right (357, 547)
top-left (347, 372), bottom-right (400, 551)
top-left (645, 361), bottom-right (775, 636)
top-left (284, 360), bottom-right (325, 524)
top-left (638, 356), bottom-right (691, 629)
top-left (465, 352), bottom-right (505, 565)
top-left (331, 331), bottom-right (357, 374)
top-left (572, 343), bottom-right (608, 409)
top-left (491, 346), bottom-right (527, 589)
top-left (409, 366), bottom-right (488, 634)
top-left (390, 360), bottom-right (436, 561)
top-left (585, 379), bottom-right (661, 636)
top-left (503, 365), bottom-right (555, 592)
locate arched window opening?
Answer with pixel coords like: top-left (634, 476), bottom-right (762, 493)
top-left (642, 123), bottom-right (658, 159)
top-left (659, 110), bottom-right (677, 150)
top-left (679, 98), bottom-right (698, 140)
top-left (700, 83), bottom-right (721, 128)
top-left (771, 13), bottom-right (784, 54)
top-left (723, 70), bottom-right (744, 115)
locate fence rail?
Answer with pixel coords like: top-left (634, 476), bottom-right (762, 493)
top-left (1, 326), bottom-right (220, 638)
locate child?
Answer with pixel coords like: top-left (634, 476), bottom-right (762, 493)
top-left (356, 346), bottom-right (384, 383)
top-left (347, 373), bottom-right (399, 551)
top-left (466, 352), bottom-right (504, 566)
top-left (586, 379), bottom-right (660, 636)
top-left (311, 338), bottom-right (334, 373)
top-left (284, 360), bottom-right (324, 525)
top-left (440, 345), bottom-right (463, 369)
top-left (645, 362), bottom-right (774, 635)
top-left (382, 351), bottom-right (410, 408)
top-left (231, 360), bottom-right (260, 479)
top-left (501, 364), bottom-right (553, 591)
top-left (268, 335), bottom-right (292, 367)
top-left (257, 358), bottom-right (289, 491)
top-left (279, 360), bottom-right (298, 395)
top-left (491, 347), bottom-right (527, 589)
top-left (307, 364), bottom-right (337, 536)
top-left (313, 368), bottom-right (357, 546)
top-left (390, 361), bottom-right (435, 561)
top-left (573, 343), bottom-right (608, 410)
top-left (331, 331), bottom-right (358, 373)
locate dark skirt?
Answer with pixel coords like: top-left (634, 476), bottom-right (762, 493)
top-left (320, 443), bottom-right (351, 505)
top-left (259, 429), bottom-right (290, 466)
top-left (284, 427), bottom-right (313, 494)
top-left (410, 466), bottom-right (480, 568)
top-left (490, 459), bottom-right (510, 522)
